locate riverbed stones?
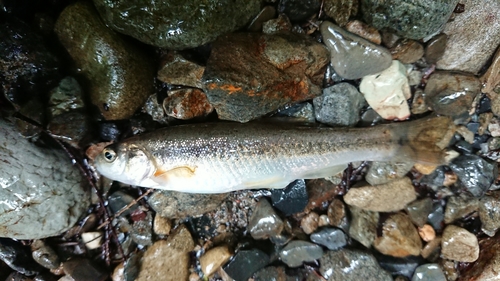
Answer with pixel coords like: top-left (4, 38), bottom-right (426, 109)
top-left (249, 199), bottom-right (284, 240)
top-left (202, 32), bottom-right (329, 122)
top-left (55, 1), bottom-right (155, 120)
top-left (320, 21), bottom-right (392, 80)
top-left (373, 213), bottom-right (422, 257)
top-left (441, 225), bottom-right (479, 262)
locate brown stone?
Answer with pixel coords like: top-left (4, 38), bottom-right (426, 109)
top-left (163, 88), bottom-right (214, 120)
top-left (390, 39), bottom-right (424, 64)
top-left (481, 47), bottom-right (500, 98)
top-left (157, 52), bottom-right (205, 88)
top-left (300, 212), bottom-right (319, 234)
top-left (373, 213), bottom-right (422, 257)
top-left (305, 179), bottom-right (343, 213)
top-left (458, 232), bottom-right (500, 281)
top-left (199, 246), bottom-right (232, 277)
top-left (441, 225), bottom-right (479, 262)
top-left (345, 20), bottom-right (381, 44)
top-left (425, 33), bottom-right (447, 64)
top-left (323, 0), bottom-right (359, 26)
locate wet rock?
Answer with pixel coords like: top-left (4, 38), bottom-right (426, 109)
top-left (93, 0), bottom-right (260, 49)
top-left (136, 225), bottom-right (194, 281)
top-left (425, 34), bottom-right (448, 65)
top-left (437, 0), bottom-right (500, 74)
top-left (421, 237), bottom-right (442, 262)
top-left (279, 240), bottom-right (323, 267)
top-left (63, 258), bottom-right (107, 281)
top-left (0, 119), bottom-right (89, 239)
top-left (248, 6), bottom-right (277, 32)
top-left (153, 215), bottom-right (171, 236)
top-left (301, 212), bottom-right (319, 235)
top-left (304, 179), bottom-right (344, 212)
top-left (200, 246), bottom-right (232, 277)
top-left (360, 0), bottom-right (458, 40)
top-left (223, 248), bottom-right (270, 281)
top-left (202, 32), bottom-right (328, 122)
top-left (441, 225), bottom-right (479, 262)
top-left (31, 240), bottom-right (60, 270)
top-left (270, 180), bottom-right (308, 216)
top-left (310, 227), bottom-right (347, 250)
top-left (405, 198), bottom-right (433, 227)
top-left (0, 16), bottom-right (60, 109)
top-left (427, 202), bottom-right (445, 232)
top-left (424, 71), bottom-right (481, 120)
top-left (478, 192), bottom-right (500, 236)
top-left (320, 21), bottom-right (392, 80)
top-left (0, 238), bottom-right (43, 276)
top-left (444, 194), bottom-right (479, 224)
top-left (319, 248), bottom-right (392, 281)
top-left (360, 60), bottom-right (411, 120)
top-left (348, 205), bottom-right (379, 248)
top-left (147, 190), bottom-right (228, 219)
top-left (47, 109), bottom-right (90, 148)
top-left (345, 20), bottom-right (381, 44)
top-left (249, 199), bottom-right (284, 239)
top-left (55, 2), bottom-right (155, 120)
top-left (276, 102), bottom-right (315, 122)
top-left (374, 213), bottom-right (422, 257)
top-left (163, 88), bottom-right (214, 120)
top-left (458, 233), bottom-right (500, 281)
top-left (130, 211), bottom-right (153, 246)
top-left (366, 161), bottom-right (414, 186)
top-left (449, 155), bottom-right (498, 197)
top-left (419, 166), bottom-right (449, 189)
top-left (108, 191), bottom-right (139, 217)
top-left (328, 198), bottom-right (349, 231)
top-left (481, 48), bottom-right (500, 97)
top-left (376, 254), bottom-right (423, 278)
top-left (262, 13), bottom-right (293, 34)
top-left (418, 224), bottom-right (436, 242)
top-left (157, 52), bottom-right (205, 88)
top-left (322, 0), bottom-right (358, 26)
top-left (411, 263), bottom-right (446, 281)
top-left (390, 39), bottom-right (424, 64)
top-left (278, 0), bottom-right (321, 21)
top-left (344, 177), bottom-right (417, 212)
top-left (313, 83), bottom-right (365, 126)
top-left (142, 94), bottom-right (168, 124)
top-left (47, 77), bottom-right (85, 118)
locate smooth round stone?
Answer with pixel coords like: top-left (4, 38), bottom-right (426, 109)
top-left (412, 264), bottom-right (446, 281)
top-left (31, 240), bottom-right (60, 270)
top-left (320, 21), bottom-right (392, 80)
top-left (93, 0), bottom-right (261, 49)
top-left (425, 34), bottom-right (448, 64)
top-left (279, 240), bottom-right (324, 267)
top-left (310, 228), bottom-right (347, 250)
top-left (249, 199), bottom-right (284, 240)
top-left (200, 246), bottom-right (232, 277)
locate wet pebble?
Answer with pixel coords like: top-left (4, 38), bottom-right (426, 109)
top-left (223, 248), bottom-right (270, 281)
top-left (360, 0), bottom-right (458, 39)
top-left (443, 194), bottom-right (479, 224)
top-left (319, 248), bottom-right (392, 281)
top-left (449, 155), bottom-right (498, 197)
top-left (441, 225), bottom-right (479, 262)
top-left (47, 76), bottom-right (84, 118)
top-left (344, 177), bottom-right (416, 212)
top-left (375, 254), bottom-right (423, 278)
top-left (153, 214), bottom-right (171, 236)
top-left (418, 224), bottom-right (435, 242)
top-left (276, 102), bottom-right (315, 122)
top-left (30, 240), bottom-right (59, 270)
top-left (425, 34), bottom-right (448, 64)
top-left (300, 212), bottom-right (319, 235)
top-left (81, 232), bottom-right (103, 250)
top-left (202, 32), bottom-right (328, 122)
top-left (200, 246), bottom-right (232, 277)
top-left (405, 198), bottom-right (433, 227)
top-left (320, 21), bottom-right (392, 80)
top-left (147, 190), bottom-right (228, 219)
top-left (157, 52), bottom-right (205, 88)
top-left (411, 263), bottom-right (446, 281)
top-left (327, 198), bottom-right (349, 231)
top-left (322, 0), bottom-right (358, 26)
top-left (270, 179), bottom-right (308, 216)
top-left (421, 237), bottom-right (441, 262)
top-left (360, 60), bottom-right (411, 120)
top-left (136, 225), bottom-right (194, 281)
top-left (348, 205), bottom-right (379, 248)
top-left (163, 88), bottom-right (214, 120)
top-left (249, 198), bottom-right (284, 239)
top-left (313, 83), bottom-right (365, 126)
top-left (248, 6), bottom-right (277, 32)
top-left (365, 161), bottom-right (414, 186)
top-left (345, 20), bottom-right (381, 45)
top-left (310, 227), bottom-right (347, 250)
top-left (279, 240), bottom-right (324, 267)
top-left (130, 211), bottom-right (153, 246)
top-left (390, 39), bottom-right (424, 64)
top-left (437, 0), bottom-right (500, 74)
top-left (373, 213), bottom-right (422, 257)
top-left (0, 238), bottom-right (43, 276)
top-left (108, 191), bottom-right (139, 217)
top-left (427, 202), bottom-right (445, 232)
top-left (478, 192), bottom-right (500, 236)
top-left (458, 233), bottom-right (500, 281)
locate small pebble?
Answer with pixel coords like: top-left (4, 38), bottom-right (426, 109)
top-left (421, 237), bottom-right (441, 262)
top-left (348, 205), bottom-right (379, 248)
top-left (63, 258), bottom-right (107, 281)
top-left (411, 263), bottom-right (446, 281)
top-left (478, 193), bottom-right (500, 236)
top-left (153, 214), bottom-right (171, 236)
top-left (81, 232), bottom-right (103, 250)
top-left (157, 53), bottom-right (205, 88)
top-left (262, 14), bottom-right (292, 34)
top-left (247, 6), bottom-right (276, 32)
top-left (444, 194), bottom-right (479, 224)
top-left (310, 227), bottom-right (347, 250)
top-left (301, 212), bottom-right (319, 235)
top-left (390, 39), bottom-right (424, 64)
top-left (270, 179), bottom-right (308, 216)
top-left (449, 155), bottom-right (498, 197)
top-left (374, 213), bottom-right (422, 257)
top-left (405, 198), bottom-right (433, 227)
top-left (327, 198), bottom-right (349, 231)
top-left (365, 161), bottom-right (414, 186)
top-left (31, 240), bottom-right (60, 270)
top-left (199, 246), bottom-right (232, 277)
top-left (418, 224), bottom-right (435, 242)
top-left (410, 89), bottom-right (429, 115)
top-left (279, 240), bottom-right (324, 267)
top-left (345, 20), bottom-right (381, 44)
top-left (163, 88), bottom-right (214, 120)
top-left (318, 215), bottom-right (330, 227)
top-left (424, 34), bottom-right (448, 64)
top-left (441, 225), bottom-right (479, 262)
top-left (223, 248), bottom-right (270, 281)
top-left (249, 199), bottom-right (284, 239)
top-left (313, 83), bottom-right (365, 127)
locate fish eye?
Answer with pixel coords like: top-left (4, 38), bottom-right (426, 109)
top-left (103, 148), bottom-right (117, 162)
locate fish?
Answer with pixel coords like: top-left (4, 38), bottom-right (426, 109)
top-left (93, 116), bottom-right (455, 193)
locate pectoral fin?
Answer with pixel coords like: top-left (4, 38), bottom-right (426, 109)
top-left (152, 166), bottom-right (196, 185)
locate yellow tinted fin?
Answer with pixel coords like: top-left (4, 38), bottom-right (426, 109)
top-left (152, 166), bottom-right (196, 185)
top-left (392, 116), bottom-right (456, 165)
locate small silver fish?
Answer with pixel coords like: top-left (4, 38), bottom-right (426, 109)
top-left (94, 117), bottom-right (455, 193)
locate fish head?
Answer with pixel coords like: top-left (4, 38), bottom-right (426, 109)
top-left (94, 143), bottom-right (154, 186)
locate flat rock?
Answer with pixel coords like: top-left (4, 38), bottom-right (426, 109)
top-left (425, 34), bottom-right (448, 64)
top-left (436, 0), bottom-right (500, 74)
top-left (365, 161), bottom-right (414, 186)
top-left (320, 21), bottom-right (392, 80)
top-left (279, 240), bottom-right (324, 267)
top-left (55, 2), bottom-right (154, 120)
top-left (0, 119), bottom-right (90, 239)
top-left (348, 205), bottom-right (379, 248)
top-left (344, 177), bottom-right (416, 212)
top-left (93, 0), bottom-right (260, 49)
top-left (313, 83), bottom-right (365, 126)
top-left (319, 248), bottom-right (392, 281)
top-left (390, 39), bottom-right (424, 64)
top-left (248, 199), bottom-right (284, 240)
top-left (202, 32), bottom-right (329, 122)
top-left (147, 190), bottom-right (228, 219)
top-left (136, 225), bottom-right (194, 281)
top-left (359, 60), bottom-right (411, 120)
top-left (441, 225), bottom-right (479, 262)
top-left (360, 0), bottom-right (458, 40)
top-left (374, 213), bottom-right (422, 257)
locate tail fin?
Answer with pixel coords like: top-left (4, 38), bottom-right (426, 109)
top-left (393, 116), bottom-right (456, 165)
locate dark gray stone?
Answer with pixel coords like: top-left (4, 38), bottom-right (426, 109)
top-left (313, 83), bottom-right (365, 127)
top-left (427, 202), bottom-right (445, 232)
top-left (0, 238), bottom-right (43, 276)
top-left (366, 161), bottom-right (414, 186)
top-left (310, 228), bottom-right (347, 250)
top-left (405, 198), bottom-right (433, 227)
top-left (279, 240), bottom-right (324, 267)
top-left (375, 253), bottom-right (424, 278)
top-left (224, 249), bottom-right (270, 281)
top-left (450, 155), bottom-right (498, 197)
top-left (271, 179), bottom-right (308, 216)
